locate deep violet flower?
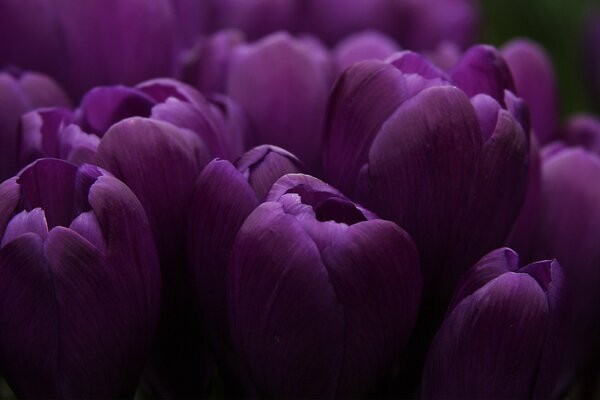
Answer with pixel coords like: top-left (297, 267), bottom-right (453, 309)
top-left (0, 158), bottom-right (160, 398)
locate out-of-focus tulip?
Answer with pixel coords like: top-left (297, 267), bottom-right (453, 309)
top-left (0, 69), bottom-right (70, 181)
top-left (516, 140), bottom-right (600, 384)
top-left (502, 39), bottom-right (560, 144)
top-left (333, 31), bottom-right (401, 73)
top-left (227, 32), bottom-right (333, 172)
top-left (391, 0), bottom-right (480, 51)
top-left (0, 158), bottom-right (161, 398)
top-left (324, 46), bottom-right (529, 306)
top-left (0, 0), bottom-right (178, 99)
top-left (227, 173), bottom-right (421, 398)
top-left (584, 9), bottom-right (600, 105)
top-left (18, 79), bottom-right (245, 169)
top-left (562, 114), bottom-right (600, 156)
top-left (187, 145), bottom-right (301, 395)
top-left (422, 248), bottom-right (567, 399)
top-left (169, 0), bottom-right (213, 45)
top-left (213, 0), bottom-right (296, 40)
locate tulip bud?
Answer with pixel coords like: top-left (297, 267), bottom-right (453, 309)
top-left (0, 69), bottom-right (70, 181)
top-left (227, 32), bottom-right (333, 173)
top-left (228, 174), bottom-right (421, 398)
top-left (423, 248), bottom-right (567, 399)
top-left (502, 39), bottom-right (560, 144)
top-left (0, 159), bottom-right (160, 398)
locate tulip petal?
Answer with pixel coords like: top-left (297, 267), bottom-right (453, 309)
top-left (361, 85), bottom-right (481, 294)
top-left (1, 208), bottom-right (49, 248)
top-left (320, 220), bottom-right (421, 397)
top-left (502, 40), bottom-right (559, 144)
top-left (228, 202), bottom-right (344, 398)
top-left (387, 51), bottom-right (448, 80)
top-left (77, 86), bottom-right (155, 135)
top-left (236, 145), bottom-right (302, 200)
top-left (0, 178), bottom-right (21, 239)
top-left (18, 159), bottom-right (78, 229)
top-left (450, 45), bottom-right (516, 104)
top-left (188, 159), bottom-right (259, 341)
top-left (422, 272), bottom-right (549, 399)
top-left (334, 31), bottom-right (400, 72)
top-left (0, 234), bottom-right (59, 398)
top-left (323, 60), bottom-right (408, 195)
top-left (563, 114), bottom-right (600, 156)
top-left (18, 108), bottom-right (73, 167)
top-left (18, 72), bottom-right (71, 109)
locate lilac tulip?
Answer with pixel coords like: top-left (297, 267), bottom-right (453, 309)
top-left (324, 46), bottom-right (529, 305)
top-left (187, 145), bottom-right (301, 395)
top-left (422, 248), bottom-right (567, 399)
top-left (0, 69), bottom-right (70, 181)
top-left (226, 32), bottom-right (333, 172)
top-left (502, 39), bottom-right (560, 144)
top-left (0, 159), bottom-right (160, 398)
top-left (228, 174), bottom-right (421, 397)
top-left (0, 0), bottom-right (178, 99)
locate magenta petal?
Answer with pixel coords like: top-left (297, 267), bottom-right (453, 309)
top-left (323, 60), bottom-right (408, 195)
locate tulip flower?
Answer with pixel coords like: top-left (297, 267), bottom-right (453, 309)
top-left (515, 136), bottom-right (600, 384)
top-left (18, 79), bottom-right (245, 170)
top-left (226, 32), bottom-right (333, 173)
top-left (422, 247), bottom-right (567, 399)
top-left (324, 47), bottom-right (529, 306)
top-left (227, 174), bottom-right (421, 398)
top-left (0, 158), bottom-right (161, 398)
top-left (0, 0), bottom-right (178, 99)
top-left (0, 69), bottom-right (70, 181)
top-left (502, 39), bottom-right (560, 144)
top-left (562, 114), bottom-right (600, 156)
top-left (187, 145), bottom-right (301, 395)
top-left (333, 31), bottom-right (401, 73)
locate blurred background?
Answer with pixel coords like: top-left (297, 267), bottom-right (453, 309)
top-left (481, 0), bottom-right (599, 115)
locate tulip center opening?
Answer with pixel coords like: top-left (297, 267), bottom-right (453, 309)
top-left (286, 186), bottom-right (367, 225)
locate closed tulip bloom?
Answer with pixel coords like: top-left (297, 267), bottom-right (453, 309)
top-left (188, 145), bottom-right (301, 394)
top-left (228, 174), bottom-right (421, 398)
top-left (0, 0), bottom-right (178, 99)
top-left (0, 159), bottom-right (161, 398)
top-left (0, 69), bottom-right (70, 181)
top-left (227, 32), bottom-right (333, 173)
top-left (518, 142), bottom-right (600, 382)
top-left (502, 39), bottom-right (560, 144)
top-left (423, 248), bottom-right (567, 399)
top-left (324, 48), bottom-right (529, 305)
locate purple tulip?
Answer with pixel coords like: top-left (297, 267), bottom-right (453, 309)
top-left (333, 31), bottom-right (401, 73)
top-left (0, 0), bottom-right (178, 99)
top-left (391, 0), bottom-right (480, 51)
top-left (226, 32), bottom-right (333, 173)
top-left (515, 140), bottom-right (600, 384)
top-left (422, 248), bottom-right (567, 399)
top-left (187, 145), bottom-right (301, 395)
top-left (0, 158), bottom-right (161, 398)
top-left (0, 69), bottom-right (70, 181)
top-left (227, 173), bottom-right (421, 398)
top-left (324, 47), bottom-right (529, 305)
top-left (18, 79), bottom-right (245, 170)
top-left (562, 114), bottom-right (600, 156)
top-left (502, 39), bottom-right (560, 145)
top-left (214, 0), bottom-right (296, 40)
